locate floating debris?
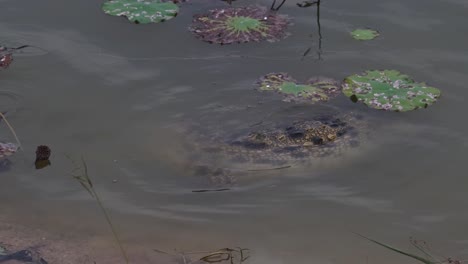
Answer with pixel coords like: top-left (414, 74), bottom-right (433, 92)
top-left (0, 47), bottom-right (13, 69)
top-left (102, 0), bottom-right (179, 24)
top-left (0, 112), bottom-right (22, 150)
top-left (35, 145), bottom-right (51, 170)
top-left (270, 0), bottom-right (286, 11)
top-left (200, 248), bottom-right (250, 263)
top-left (0, 142), bottom-right (18, 159)
top-left (350, 28), bottom-right (380, 40)
top-left (154, 247), bottom-right (249, 264)
top-left (297, 0), bottom-right (319, 8)
top-left (256, 72), bottom-right (341, 103)
top-left (343, 70), bottom-right (441, 112)
top-left (0, 45), bottom-right (31, 70)
top-left (189, 6), bottom-right (290, 44)
top-left (192, 188), bottom-right (230, 193)
top-left (358, 234), bottom-right (461, 264)
top-left (0, 244), bottom-right (48, 264)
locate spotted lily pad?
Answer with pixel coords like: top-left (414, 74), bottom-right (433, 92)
top-left (351, 29), bottom-right (379, 40)
top-left (343, 70), bottom-right (441, 111)
top-left (189, 6), bottom-right (290, 44)
top-left (102, 0), bottom-right (179, 24)
top-left (257, 73), bottom-right (341, 103)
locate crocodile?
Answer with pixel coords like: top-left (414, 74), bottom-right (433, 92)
top-left (178, 113), bottom-right (368, 187)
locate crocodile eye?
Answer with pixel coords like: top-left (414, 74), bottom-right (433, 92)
top-left (249, 133), bottom-right (266, 140)
top-left (311, 136), bottom-right (324, 145)
top-left (327, 134), bottom-right (337, 141)
top-left (287, 127), bottom-right (305, 139)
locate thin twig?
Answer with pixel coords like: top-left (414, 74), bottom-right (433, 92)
top-left (355, 233), bottom-right (437, 264)
top-left (0, 45), bottom-right (31, 56)
top-left (192, 188), bottom-right (231, 193)
top-left (0, 112), bottom-right (22, 150)
top-left (270, 0), bottom-right (287, 11)
top-left (316, 0), bottom-right (322, 60)
top-left (247, 165), bottom-right (291, 171)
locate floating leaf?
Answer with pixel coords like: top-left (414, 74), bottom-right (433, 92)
top-left (0, 47), bottom-right (13, 69)
top-left (256, 72), bottom-right (341, 103)
top-left (189, 6), bottom-right (290, 44)
top-left (351, 28), bottom-right (379, 40)
top-left (102, 0), bottom-right (179, 24)
top-left (343, 70), bottom-right (441, 112)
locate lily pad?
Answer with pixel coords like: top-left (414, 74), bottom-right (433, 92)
top-left (351, 29), bottom-right (379, 40)
top-left (189, 6), bottom-right (290, 44)
top-left (257, 73), bottom-right (341, 103)
top-left (102, 0), bottom-right (179, 24)
top-left (343, 70), bottom-right (441, 111)
top-left (0, 142), bottom-right (17, 158)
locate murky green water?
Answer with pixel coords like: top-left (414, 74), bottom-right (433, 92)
top-left (1, 0), bottom-right (467, 263)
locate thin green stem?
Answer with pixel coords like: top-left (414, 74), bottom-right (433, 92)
top-left (92, 189), bottom-right (130, 264)
top-left (70, 157), bottom-right (130, 264)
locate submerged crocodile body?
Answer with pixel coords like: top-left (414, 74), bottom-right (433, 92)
top-left (180, 113), bottom-right (368, 186)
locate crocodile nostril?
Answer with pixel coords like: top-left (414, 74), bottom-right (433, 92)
top-left (311, 136), bottom-right (324, 145)
top-left (286, 128), bottom-right (305, 139)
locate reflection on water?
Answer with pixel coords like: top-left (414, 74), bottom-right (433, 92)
top-left (0, 0), bottom-right (468, 263)
top-left (301, 0), bottom-right (322, 61)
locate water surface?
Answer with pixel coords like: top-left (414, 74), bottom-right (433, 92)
top-left (1, 0), bottom-right (467, 263)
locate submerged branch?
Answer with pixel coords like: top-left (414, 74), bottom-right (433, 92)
top-left (247, 165), bottom-right (291, 172)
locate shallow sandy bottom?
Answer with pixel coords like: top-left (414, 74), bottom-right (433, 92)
top-left (0, 218), bottom-right (177, 264)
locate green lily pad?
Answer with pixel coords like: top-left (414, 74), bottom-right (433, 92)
top-left (351, 29), bottom-right (379, 40)
top-left (102, 0), bottom-right (179, 24)
top-left (257, 73), bottom-right (341, 103)
top-left (343, 70), bottom-right (441, 112)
